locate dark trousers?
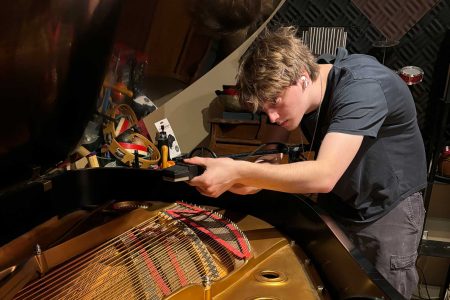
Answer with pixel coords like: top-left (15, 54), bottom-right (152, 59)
top-left (340, 193), bottom-right (425, 299)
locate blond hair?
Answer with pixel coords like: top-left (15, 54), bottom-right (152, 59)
top-left (237, 26), bottom-right (319, 112)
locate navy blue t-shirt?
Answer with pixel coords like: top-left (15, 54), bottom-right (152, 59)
top-left (305, 48), bottom-right (427, 223)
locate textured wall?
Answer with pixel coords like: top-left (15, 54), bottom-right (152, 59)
top-left (352, 0), bottom-right (439, 41)
top-left (271, 0), bottom-right (450, 148)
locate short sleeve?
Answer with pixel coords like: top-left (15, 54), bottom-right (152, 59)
top-left (328, 79), bottom-right (388, 138)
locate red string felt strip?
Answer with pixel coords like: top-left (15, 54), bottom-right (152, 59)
top-left (166, 208), bottom-right (250, 259)
top-left (165, 242), bottom-right (188, 286)
top-left (126, 232), bottom-right (171, 296)
top-left (174, 202), bottom-right (251, 258)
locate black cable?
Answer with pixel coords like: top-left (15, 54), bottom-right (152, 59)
top-left (241, 142), bottom-right (289, 160)
top-left (188, 147), bottom-right (218, 158)
top-left (416, 261), bottom-right (432, 300)
top-left (187, 142), bottom-right (308, 162)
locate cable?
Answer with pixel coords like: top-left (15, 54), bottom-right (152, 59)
top-left (416, 260), bottom-right (432, 300)
top-left (187, 142), bottom-right (308, 162)
top-left (188, 147), bottom-right (218, 158)
top-left (242, 142), bottom-right (289, 159)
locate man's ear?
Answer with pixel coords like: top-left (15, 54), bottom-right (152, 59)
top-left (300, 75), bottom-right (311, 88)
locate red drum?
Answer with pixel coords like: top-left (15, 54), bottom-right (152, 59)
top-left (438, 146), bottom-right (450, 178)
top-left (398, 66), bottom-right (424, 85)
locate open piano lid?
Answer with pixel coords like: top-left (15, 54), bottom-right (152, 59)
top-left (0, 0), bottom-right (122, 188)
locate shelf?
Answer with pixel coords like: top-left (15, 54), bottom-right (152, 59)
top-left (208, 114), bottom-right (306, 157)
top-left (425, 217), bottom-right (450, 242)
top-left (215, 137), bottom-right (262, 145)
top-left (419, 239), bottom-right (450, 258)
top-left (420, 217), bottom-right (450, 258)
top-left (434, 174), bottom-right (450, 184)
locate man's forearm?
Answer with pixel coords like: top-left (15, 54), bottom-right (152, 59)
top-left (235, 160), bottom-right (335, 194)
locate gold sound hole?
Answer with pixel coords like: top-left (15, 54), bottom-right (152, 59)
top-left (255, 270), bottom-right (287, 283)
top-left (262, 272), bottom-right (279, 279)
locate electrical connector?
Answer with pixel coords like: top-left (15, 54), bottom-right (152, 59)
top-left (162, 163), bottom-right (204, 182)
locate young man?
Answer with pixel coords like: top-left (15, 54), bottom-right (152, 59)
top-left (185, 26), bottom-right (427, 299)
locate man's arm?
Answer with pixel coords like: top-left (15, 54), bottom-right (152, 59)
top-left (186, 132), bottom-right (363, 197)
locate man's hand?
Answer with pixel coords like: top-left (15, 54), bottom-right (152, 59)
top-left (184, 153), bottom-right (279, 197)
top-left (184, 156), bottom-right (239, 198)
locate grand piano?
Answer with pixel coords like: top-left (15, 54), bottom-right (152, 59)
top-left (0, 1), bottom-right (404, 299)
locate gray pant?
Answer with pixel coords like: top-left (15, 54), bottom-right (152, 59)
top-left (340, 193), bottom-right (425, 299)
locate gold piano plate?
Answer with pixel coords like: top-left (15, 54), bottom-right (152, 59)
top-left (0, 201), bottom-right (326, 300)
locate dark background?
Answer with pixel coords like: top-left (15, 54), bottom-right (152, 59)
top-left (271, 0), bottom-right (450, 153)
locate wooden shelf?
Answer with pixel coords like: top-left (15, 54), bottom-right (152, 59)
top-left (420, 217), bottom-right (450, 258)
top-left (435, 174), bottom-right (450, 184)
top-left (424, 217), bottom-right (450, 243)
top-left (209, 117), bottom-right (266, 155)
top-left (209, 114), bottom-right (306, 157)
top-left (420, 239), bottom-right (450, 258)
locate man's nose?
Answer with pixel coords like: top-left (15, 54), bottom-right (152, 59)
top-left (266, 110), bottom-right (279, 123)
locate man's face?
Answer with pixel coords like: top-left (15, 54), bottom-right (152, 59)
top-left (261, 81), bottom-right (307, 131)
